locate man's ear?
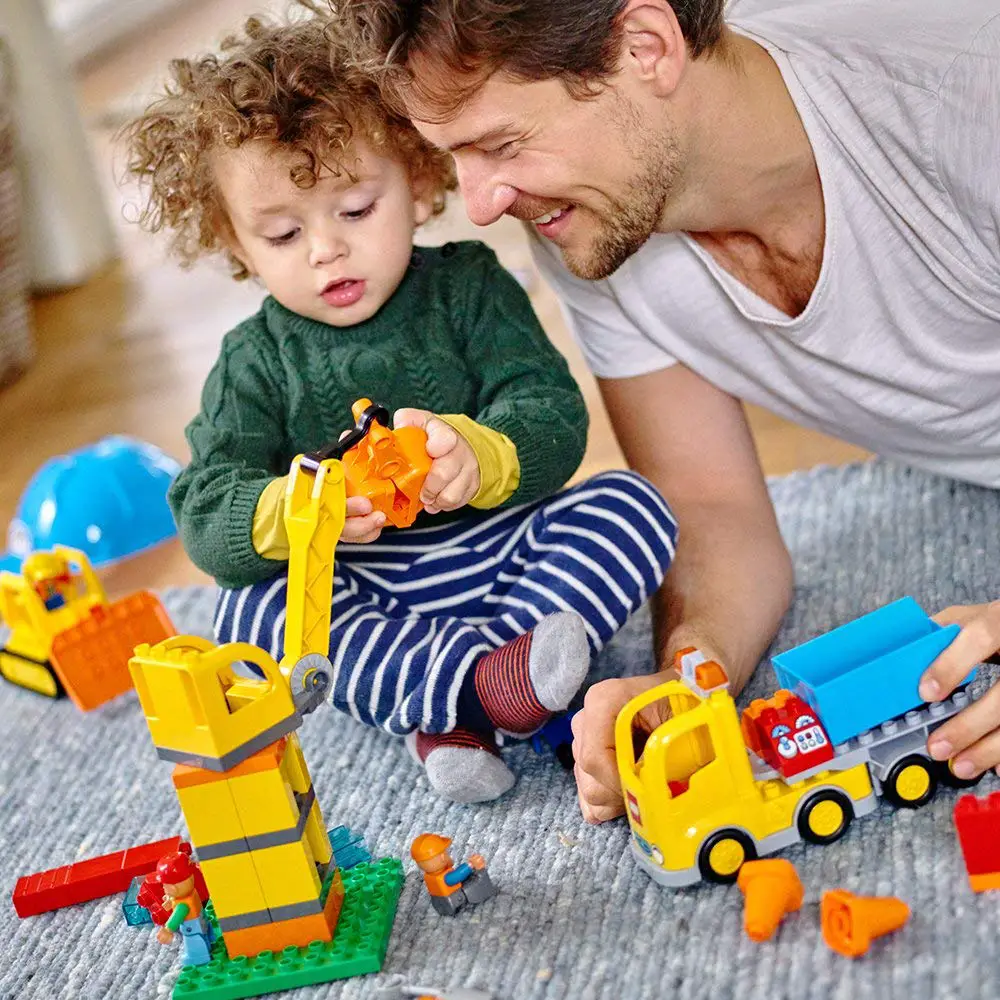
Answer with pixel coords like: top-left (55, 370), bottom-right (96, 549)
top-left (618, 0), bottom-right (687, 98)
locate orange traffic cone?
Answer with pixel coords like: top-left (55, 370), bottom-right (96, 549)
top-left (737, 859), bottom-right (804, 942)
top-left (821, 889), bottom-right (910, 957)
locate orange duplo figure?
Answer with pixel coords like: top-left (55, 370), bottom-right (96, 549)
top-left (736, 859), bottom-right (804, 942)
top-left (821, 889), bottom-right (910, 957)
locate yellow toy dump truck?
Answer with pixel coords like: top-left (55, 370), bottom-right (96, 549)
top-left (616, 600), bottom-right (981, 888)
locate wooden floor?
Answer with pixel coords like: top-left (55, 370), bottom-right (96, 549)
top-left (0, 0), bottom-right (870, 597)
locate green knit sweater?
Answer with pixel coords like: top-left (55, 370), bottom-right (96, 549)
top-left (169, 241), bottom-right (588, 589)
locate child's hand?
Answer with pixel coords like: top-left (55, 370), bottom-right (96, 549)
top-left (340, 495), bottom-right (386, 543)
top-left (394, 408), bottom-right (481, 514)
top-left (921, 601), bottom-right (1000, 778)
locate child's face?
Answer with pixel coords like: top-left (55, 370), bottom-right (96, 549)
top-left (216, 140), bottom-right (433, 326)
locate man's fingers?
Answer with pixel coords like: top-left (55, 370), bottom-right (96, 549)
top-left (944, 727), bottom-right (1000, 781)
top-left (928, 683), bottom-right (1000, 766)
top-left (574, 764), bottom-right (624, 824)
top-left (920, 602), bottom-right (1000, 701)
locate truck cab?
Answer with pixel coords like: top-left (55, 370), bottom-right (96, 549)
top-left (615, 651), bottom-right (876, 888)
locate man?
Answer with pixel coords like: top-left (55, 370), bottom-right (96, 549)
top-left (338, 0), bottom-right (1000, 822)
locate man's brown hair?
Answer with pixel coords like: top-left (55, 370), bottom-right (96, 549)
top-left (121, 13), bottom-right (455, 279)
top-left (336, 0), bottom-right (728, 119)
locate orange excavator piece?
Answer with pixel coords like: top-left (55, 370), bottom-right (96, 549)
top-left (736, 859), bottom-right (804, 942)
top-left (340, 398), bottom-right (431, 528)
top-left (51, 590), bottom-right (174, 710)
top-left (821, 889), bottom-right (910, 957)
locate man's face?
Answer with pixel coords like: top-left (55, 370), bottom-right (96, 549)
top-left (411, 71), bottom-right (680, 280)
top-left (216, 140), bottom-right (431, 326)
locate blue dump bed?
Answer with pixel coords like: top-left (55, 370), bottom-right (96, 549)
top-left (772, 597), bottom-right (967, 746)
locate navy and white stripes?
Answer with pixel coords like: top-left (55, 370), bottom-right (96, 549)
top-left (214, 470), bottom-right (677, 735)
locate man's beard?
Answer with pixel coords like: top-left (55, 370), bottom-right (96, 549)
top-left (562, 123), bottom-right (680, 281)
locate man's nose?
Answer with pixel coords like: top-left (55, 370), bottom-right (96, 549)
top-left (454, 158), bottom-right (518, 227)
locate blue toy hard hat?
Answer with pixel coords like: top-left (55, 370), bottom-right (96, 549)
top-left (0, 436), bottom-right (181, 573)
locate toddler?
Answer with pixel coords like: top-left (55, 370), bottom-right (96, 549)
top-left (122, 14), bottom-right (678, 802)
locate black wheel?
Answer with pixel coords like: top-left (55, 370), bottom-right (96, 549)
top-left (554, 743), bottom-right (575, 771)
top-left (882, 754), bottom-right (938, 809)
top-left (697, 829), bottom-right (757, 884)
top-left (797, 788), bottom-right (854, 845)
top-left (934, 758), bottom-right (986, 790)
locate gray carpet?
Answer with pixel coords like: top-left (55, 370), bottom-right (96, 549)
top-left (3, 459), bottom-right (999, 1000)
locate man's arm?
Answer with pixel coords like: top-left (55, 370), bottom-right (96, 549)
top-left (571, 363), bottom-right (794, 823)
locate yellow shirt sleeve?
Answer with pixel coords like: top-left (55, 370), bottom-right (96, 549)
top-left (437, 414), bottom-right (520, 509)
top-left (251, 476), bottom-right (290, 560)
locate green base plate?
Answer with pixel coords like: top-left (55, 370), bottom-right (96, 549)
top-left (172, 858), bottom-right (403, 1000)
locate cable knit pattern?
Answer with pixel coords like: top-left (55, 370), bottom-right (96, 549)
top-left (168, 241), bottom-right (588, 589)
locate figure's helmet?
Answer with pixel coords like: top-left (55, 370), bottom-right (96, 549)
top-left (1, 436), bottom-right (180, 573)
top-left (410, 833), bottom-right (452, 862)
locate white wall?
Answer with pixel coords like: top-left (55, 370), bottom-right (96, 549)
top-left (45, 0), bottom-right (194, 66)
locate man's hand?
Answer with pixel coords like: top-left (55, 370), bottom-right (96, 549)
top-left (468, 854), bottom-right (486, 870)
top-left (156, 928), bottom-right (174, 944)
top-left (572, 672), bottom-right (675, 824)
top-left (922, 601), bottom-right (1000, 778)
top-left (394, 408), bottom-right (480, 513)
top-left (340, 495), bottom-right (386, 543)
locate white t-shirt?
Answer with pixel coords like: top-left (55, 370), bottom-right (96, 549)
top-left (532, 0), bottom-right (1000, 487)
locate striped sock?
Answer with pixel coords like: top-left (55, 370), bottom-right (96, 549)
top-left (460, 631), bottom-right (551, 737)
top-left (413, 727), bottom-right (500, 760)
top-left (458, 613), bottom-right (590, 738)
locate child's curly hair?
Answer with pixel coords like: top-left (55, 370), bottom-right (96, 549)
top-left (121, 14), bottom-right (456, 280)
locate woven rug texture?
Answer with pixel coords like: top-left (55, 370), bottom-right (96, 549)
top-left (1, 459), bottom-right (999, 1000)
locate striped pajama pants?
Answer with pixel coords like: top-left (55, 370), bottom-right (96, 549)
top-left (214, 470), bottom-right (677, 736)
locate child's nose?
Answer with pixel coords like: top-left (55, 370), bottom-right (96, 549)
top-left (309, 231), bottom-right (349, 268)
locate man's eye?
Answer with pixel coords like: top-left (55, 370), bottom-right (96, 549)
top-left (343, 202), bottom-right (376, 220)
top-left (486, 141), bottom-right (518, 159)
top-left (266, 228), bottom-right (299, 246)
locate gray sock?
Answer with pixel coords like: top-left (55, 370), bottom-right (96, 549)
top-left (405, 731), bottom-right (516, 804)
top-left (529, 611), bottom-right (591, 713)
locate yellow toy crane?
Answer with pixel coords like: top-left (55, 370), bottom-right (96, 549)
top-left (130, 451), bottom-right (347, 958)
top-left (0, 545), bottom-right (173, 708)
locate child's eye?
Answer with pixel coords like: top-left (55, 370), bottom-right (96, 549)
top-left (342, 202), bottom-right (376, 221)
top-left (266, 228), bottom-right (300, 246)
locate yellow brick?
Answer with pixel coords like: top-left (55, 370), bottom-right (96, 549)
top-left (250, 838), bottom-right (322, 910)
top-left (175, 776), bottom-right (245, 848)
top-left (229, 757), bottom-right (299, 839)
top-left (303, 800), bottom-right (332, 866)
top-left (199, 853), bottom-right (269, 918)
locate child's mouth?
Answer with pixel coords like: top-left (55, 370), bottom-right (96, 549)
top-left (321, 279), bottom-right (366, 308)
